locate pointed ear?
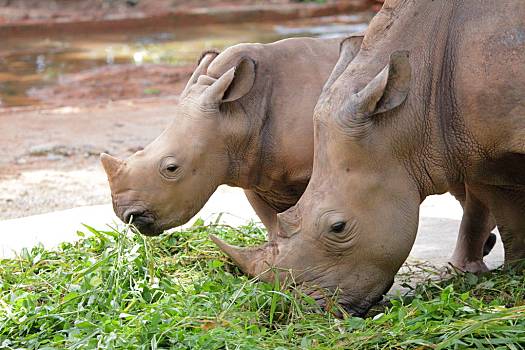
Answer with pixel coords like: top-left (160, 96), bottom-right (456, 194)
top-left (204, 57), bottom-right (256, 104)
top-left (181, 50), bottom-right (219, 97)
top-left (324, 33), bottom-right (364, 90)
top-left (353, 50), bottom-right (411, 118)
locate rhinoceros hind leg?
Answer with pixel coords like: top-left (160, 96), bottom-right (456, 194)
top-left (470, 184), bottom-right (525, 267)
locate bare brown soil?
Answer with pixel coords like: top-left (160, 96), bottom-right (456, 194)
top-left (0, 47), bottom-right (193, 218)
top-left (0, 56), bottom-right (195, 177)
top-left (0, 96), bottom-right (179, 170)
top-left (0, 97), bottom-right (177, 219)
top-left (28, 64), bottom-right (193, 107)
top-left (0, 0), bottom-right (382, 219)
top-left (0, 0), bottom-right (292, 24)
top-left (0, 0), bottom-right (377, 37)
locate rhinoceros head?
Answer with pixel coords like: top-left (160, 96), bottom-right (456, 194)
top-left (101, 51), bottom-right (256, 235)
top-left (212, 51), bottom-right (419, 316)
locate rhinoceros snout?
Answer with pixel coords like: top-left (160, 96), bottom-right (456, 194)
top-left (122, 208), bottom-right (161, 236)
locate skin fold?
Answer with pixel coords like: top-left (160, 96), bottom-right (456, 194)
top-left (213, 0), bottom-right (525, 316)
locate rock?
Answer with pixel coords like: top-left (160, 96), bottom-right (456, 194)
top-left (46, 154), bottom-right (64, 161)
top-left (27, 144), bottom-right (106, 159)
top-left (79, 144), bottom-right (107, 157)
top-left (127, 146), bottom-right (144, 153)
top-left (29, 143), bottom-right (72, 157)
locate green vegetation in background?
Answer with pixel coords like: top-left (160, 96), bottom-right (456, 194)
top-left (0, 222), bottom-right (524, 349)
top-left (143, 88), bottom-right (162, 95)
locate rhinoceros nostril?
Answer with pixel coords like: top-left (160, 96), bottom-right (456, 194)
top-left (123, 208), bottom-right (145, 224)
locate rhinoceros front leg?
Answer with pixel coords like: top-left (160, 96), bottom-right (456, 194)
top-left (450, 184), bottom-right (496, 273)
top-left (243, 190), bottom-right (279, 239)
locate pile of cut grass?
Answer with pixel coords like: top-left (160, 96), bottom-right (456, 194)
top-left (0, 221), bottom-right (524, 349)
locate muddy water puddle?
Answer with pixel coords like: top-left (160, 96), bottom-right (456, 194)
top-left (0, 13), bottom-right (371, 107)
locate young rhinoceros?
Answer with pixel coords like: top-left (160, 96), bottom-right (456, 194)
top-left (213, 0), bottom-right (523, 316)
top-left (100, 36), bottom-right (350, 236)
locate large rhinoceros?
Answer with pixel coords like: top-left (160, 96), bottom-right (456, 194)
top-left (212, 0), bottom-right (524, 316)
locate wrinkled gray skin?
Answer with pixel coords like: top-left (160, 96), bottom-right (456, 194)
top-left (100, 37), bottom-right (343, 236)
top-left (214, 0), bottom-right (525, 316)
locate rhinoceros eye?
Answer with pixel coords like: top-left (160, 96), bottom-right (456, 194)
top-left (330, 221), bottom-right (346, 233)
top-left (159, 156), bottom-right (182, 180)
top-left (166, 164), bottom-right (179, 173)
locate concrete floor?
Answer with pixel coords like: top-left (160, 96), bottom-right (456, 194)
top-left (0, 186), bottom-right (504, 270)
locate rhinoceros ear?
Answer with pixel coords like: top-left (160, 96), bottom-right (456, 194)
top-left (181, 50), bottom-right (219, 98)
top-left (351, 50), bottom-right (411, 119)
top-left (323, 33), bottom-right (364, 90)
top-left (205, 57), bottom-right (256, 104)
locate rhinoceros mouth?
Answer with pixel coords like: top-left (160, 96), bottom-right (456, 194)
top-left (339, 301), bottom-right (372, 318)
top-left (120, 207), bottom-right (162, 236)
top-left (132, 216), bottom-right (162, 236)
top-left (307, 289), bottom-right (371, 318)
top-left (337, 279), bottom-right (394, 318)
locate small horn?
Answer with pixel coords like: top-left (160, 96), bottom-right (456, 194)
top-left (100, 153), bottom-right (123, 178)
top-left (209, 234), bottom-right (275, 278)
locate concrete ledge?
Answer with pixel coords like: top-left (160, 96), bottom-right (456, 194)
top-left (0, 186), bottom-right (256, 258)
top-left (0, 188), bottom-right (504, 268)
top-left (0, 204), bottom-right (117, 258)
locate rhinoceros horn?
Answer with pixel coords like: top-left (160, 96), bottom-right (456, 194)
top-left (209, 235), bottom-right (276, 278)
top-left (100, 153), bottom-right (124, 179)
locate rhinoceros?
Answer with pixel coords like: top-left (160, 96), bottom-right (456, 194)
top-left (212, 0), bottom-right (524, 316)
top-left (100, 36), bottom-right (346, 235)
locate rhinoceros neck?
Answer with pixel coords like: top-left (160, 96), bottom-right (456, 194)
top-left (364, 0), bottom-right (525, 199)
top-left (222, 37), bottom-right (340, 206)
top-left (224, 98), bottom-right (312, 209)
top-left (223, 90), bottom-right (314, 211)
top-left (357, 0), bottom-right (482, 199)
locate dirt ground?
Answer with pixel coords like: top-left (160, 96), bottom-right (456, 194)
top-left (0, 0), bottom-right (295, 23)
top-left (0, 50), bottom-right (197, 219)
top-left (0, 96), bottom-right (179, 219)
top-left (0, 0), bottom-right (385, 30)
top-left (28, 64), bottom-right (193, 107)
top-left (0, 0), bottom-right (382, 219)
